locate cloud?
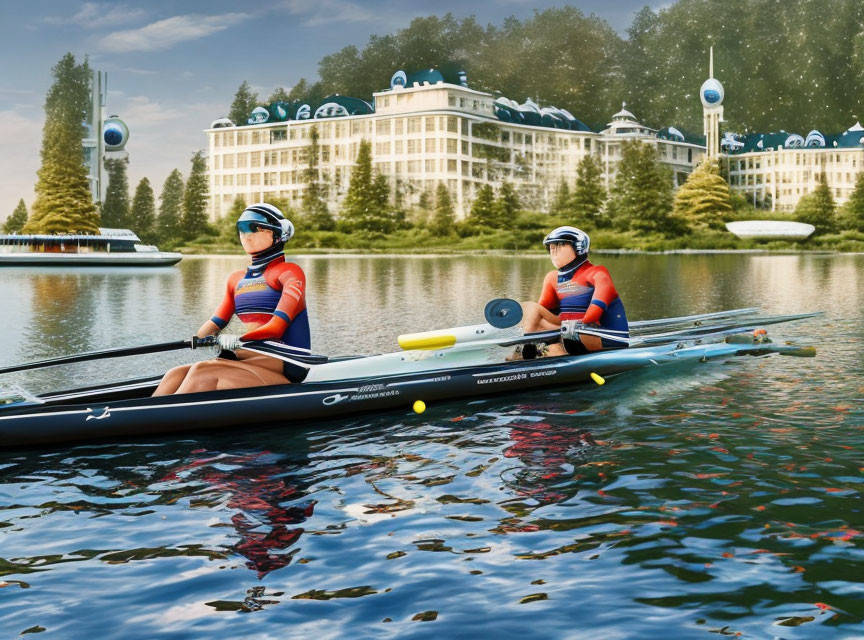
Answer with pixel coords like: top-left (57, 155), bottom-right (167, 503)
top-left (114, 95), bottom-right (184, 126)
top-left (99, 13), bottom-right (248, 53)
top-left (282, 0), bottom-right (378, 25)
top-left (46, 2), bottom-right (148, 29)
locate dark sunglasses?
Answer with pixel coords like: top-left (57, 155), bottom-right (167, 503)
top-left (237, 221), bottom-right (272, 234)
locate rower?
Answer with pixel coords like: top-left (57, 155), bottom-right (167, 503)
top-left (519, 226), bottom-right (629, 358)
top-left (153, 203), bottom-right (309, 396)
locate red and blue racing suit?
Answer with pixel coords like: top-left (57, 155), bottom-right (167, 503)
top-left (538, 259), bottom-right (628, 352)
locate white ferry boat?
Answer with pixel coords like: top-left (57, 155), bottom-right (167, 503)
top-left (0, 228), bottom-right (181, 266)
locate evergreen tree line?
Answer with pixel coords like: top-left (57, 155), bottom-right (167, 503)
top-left (229, 1), bottom-right (864, 136)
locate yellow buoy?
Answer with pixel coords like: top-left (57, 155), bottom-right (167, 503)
top-left (413, 400), bottom-right (426, 414)
top-left (590, 372), bottom-right (605, 386)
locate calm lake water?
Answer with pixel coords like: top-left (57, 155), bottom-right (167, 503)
top-left (0, 253), bottom-right (862, 638)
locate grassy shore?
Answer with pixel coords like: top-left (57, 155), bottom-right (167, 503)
top-left (176, 226), bottom-right (864, 256)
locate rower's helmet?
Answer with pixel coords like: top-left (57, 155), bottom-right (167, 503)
top-left (236, 203), bottom-right (294, 244)
top-left (543, 226), bottom-right (590, 255)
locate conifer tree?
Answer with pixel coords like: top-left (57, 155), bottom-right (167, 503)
top-left (840, 171), bottom-right (864, 231)
top-left (551, 179), bottom-right (571, 216)
top-left (371, 172), bottom-right (394, 233)
top-left (495, 181), bottom-right (520, 227)
top-left (342, 139), bottom-right (381, 232)
top-left (608, 140), bottom-right (679, 236)
top-left (672, 159), bottom-right (733, 231)
top-left (229, 81), bottom-right (258, 125)
top-left (431, 183), bottom-right (455, 236)
top-left (469, 184), bottom-right (497, 228)
top-left (220, 195), bottom-right (246, 244)
top-left (795, 172), bottom-right (836, 235)
top-left (3, 199), bottom-right (28, 233)
top-left (301, 126), bottom-right (334, 230)
top-left (130, 177), bottom-right (156, 243)
top-left (157, 169), bottom-right (184, 243)
top-left (571, 154), bottom-right (607, 226)
top-left (182, 151), bottom-right (210, 238)
top-left (268, 87), bottom-right (290, 103)
top-left (101, 158), bottom-right (130, 228)
top-left (25, 53), bottom-right (100, 234)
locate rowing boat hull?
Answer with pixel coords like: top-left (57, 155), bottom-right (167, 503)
top-left (0, 340), bottom-right (806, 447)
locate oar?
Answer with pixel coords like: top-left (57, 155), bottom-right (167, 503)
top-left (0, 336), bottom-right (217, 375)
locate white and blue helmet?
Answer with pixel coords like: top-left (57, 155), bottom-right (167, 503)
top-left (543, 226), bottom-right (590, 255)
top-left (236, 203), bottom-right (294, 244)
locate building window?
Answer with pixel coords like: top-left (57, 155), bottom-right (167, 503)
top-left (376, 120), bottom-right (391, 136)
top-left (447, 138), bottom-right (457, 154)
top-left (448, 159), bottom-right (457, 173)
top-left (425, 138), bottom-right (436, 153)
top-left (425, 117), bottom-right (436, 132)
top-left (688, 148), bottom-right (692, 163)
top-left (395, 118), bottom-right (404, 135)
top-left (407, 117), bottom-right (421, 133)
top-left (425, 159), bottom-right (435, 173)
top-left (447, 117), bottom-right (458, 133)
top-left (251, 153), bottom-right (260, 168)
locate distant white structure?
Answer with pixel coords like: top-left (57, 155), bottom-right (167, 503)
top-left (726, 220), bottom-right (815, 240)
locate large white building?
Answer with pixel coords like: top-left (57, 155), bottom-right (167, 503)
top-left (205, 68), bottom-right (704, 220)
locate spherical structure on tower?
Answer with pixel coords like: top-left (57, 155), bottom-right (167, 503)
top-left (700, 78), bottom-right (724, 107)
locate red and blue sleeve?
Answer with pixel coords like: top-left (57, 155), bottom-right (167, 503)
top-left (240, 263), bottom-right (307, 341)
top-left (582, 265), bottom-right (618, 325)
top-left (211, 270), bottom-right (243, 330)
top-left (537, 271), bottom-right (560, 313)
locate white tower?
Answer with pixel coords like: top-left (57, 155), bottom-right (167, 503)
top-left (700, 47), bottom-right (724, 160)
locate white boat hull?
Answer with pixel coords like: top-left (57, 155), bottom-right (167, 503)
top-left (0, 251), bottom-right (182, 266)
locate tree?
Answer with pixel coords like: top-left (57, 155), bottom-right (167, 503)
top-left (268, 86), bottom-right (290, 103)
top-left (431, 183), bottom-right (455, 236)
top-left (795, 172), bottom-right (837, 235)
top-left (468, 184), bottom-right (497, 229)
top-left (301, 126), bottom-right (334, 230)
top-left (371, 172), bottom-right (394, 233)
top-left (157, 169), bottom-right (184, 244)
top-left (130, 177), bottom-right (156, 243)
top-left (551, 179), bottom-right (571, 216)
top-left (342, 139), bottom-right (390, 232)
top-left (228, 81), bottom-right (258, 125)
top-left (220, 196), bottom-right (247, 244)
top-left (672, 159), bottom-right (733, 231)
top-left (840, 171), bottom-right (864, 231)
top-left (101, 157), bottom-right (130, 228)
top-left (182, 151), bottom-right (210, 238)
top-left (24, 53), bottom-right (100, 235)
top-left (495, 181), bottom-right (520, 227)
top-left (607, 140), bottom-right (680, 236)
top-left (3, 199), bottom-right (28, 233)
top-left (571, 154), bottom-right (607, 226)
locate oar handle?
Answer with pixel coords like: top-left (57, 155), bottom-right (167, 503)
top-left (0, 337), bottom-right (215, 375)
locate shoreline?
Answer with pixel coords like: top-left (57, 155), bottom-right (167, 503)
top-left (177, 246), bottom-right (857, 257)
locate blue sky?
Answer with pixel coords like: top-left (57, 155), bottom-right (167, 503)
top-left (0, 0), bottom-right (667, 221)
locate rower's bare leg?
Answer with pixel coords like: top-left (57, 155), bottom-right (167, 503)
top-left (174, 355), bottom-right (288, 395)
top-left (516, 302), bottom-right (567, 358)
top-left (152, 364), bottom-right (193, 396)
top-left (520, 301), bottom-right (562, 332)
